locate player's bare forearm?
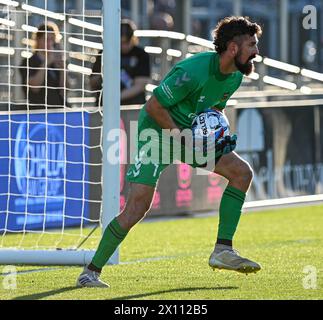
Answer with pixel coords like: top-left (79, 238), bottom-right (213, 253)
top-left (121, 77), bottom-right (149, 103)
top-left (121, 85), bottom-right (143, 103)
top-left (145, 95), bottom-right (179, 131)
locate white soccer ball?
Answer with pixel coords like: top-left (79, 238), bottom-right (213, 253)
top-left (191, 109), bottom-right (230, 148)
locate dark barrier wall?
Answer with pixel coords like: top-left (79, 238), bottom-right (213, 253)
top-left (235, 106), bottom-right (323, 200)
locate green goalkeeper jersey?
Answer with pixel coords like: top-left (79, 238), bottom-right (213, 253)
top-left (140, 51), bottom-right (243, 130)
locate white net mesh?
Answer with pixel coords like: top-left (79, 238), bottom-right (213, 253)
top-left (0, 0), bottom-right (104, 250)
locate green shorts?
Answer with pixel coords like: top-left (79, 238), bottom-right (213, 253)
top-left (126, 129), bottom-right (222, 187)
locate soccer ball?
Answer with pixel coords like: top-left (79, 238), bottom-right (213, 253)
top-left (191, 109), bottom-right (230, 143)
top-left (192, 110), bottom-right (230, 141)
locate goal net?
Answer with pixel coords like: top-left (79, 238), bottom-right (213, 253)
top-left (0, 0), bottom-right (120, 265)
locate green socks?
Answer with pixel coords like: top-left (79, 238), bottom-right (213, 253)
top-left (217, 186), bottom-right (246, 241)
top-left (91, 218), bottom-right (128, 269)
top-left (90, 187), bottom-right (245, 269)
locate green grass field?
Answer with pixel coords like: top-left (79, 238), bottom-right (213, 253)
top-left (0, 205), bottom-right (322, 300)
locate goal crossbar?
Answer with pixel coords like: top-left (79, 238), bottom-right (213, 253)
top-left (0, 249), bottom-right (96, 266)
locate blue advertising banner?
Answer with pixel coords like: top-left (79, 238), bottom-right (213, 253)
top-left (0, 111), bottom-right (90, 232)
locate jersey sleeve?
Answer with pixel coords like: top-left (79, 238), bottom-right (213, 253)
top-left (153, 67), bottom-right (198, 109)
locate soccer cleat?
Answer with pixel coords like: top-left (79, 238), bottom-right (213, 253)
top-left (76, 266), bottom-right (110, 288)
top-left (209, 249), bottom-right (261, 274)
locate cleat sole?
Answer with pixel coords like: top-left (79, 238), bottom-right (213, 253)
top-left (210, 263), bottom-right (261, 274)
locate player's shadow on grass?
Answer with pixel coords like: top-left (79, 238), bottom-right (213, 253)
top-left (12, 286), bottom-right (238, 300)
top-left (110, 286), bottom-right (239, 300)
top-left (12, 286), bottom-right (79, 300)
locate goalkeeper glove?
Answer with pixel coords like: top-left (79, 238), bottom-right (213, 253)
top-left (214, 134), bottom-right (237, 156)
top-left (178, 129), bottom-right (237, 156)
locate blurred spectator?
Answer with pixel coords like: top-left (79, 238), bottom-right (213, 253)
top-left (150, 0), bottom-right (175, 31)
top-left (192, 18), bottom-right (203, 37)
top-left (150, 12), bottom-right (174, 31)
top-left (154, 0), bottom-right (176, 17)
top-left (91, 19), bottom-right (151, 106)
top-left (20, 22), bottom-right (67, 110)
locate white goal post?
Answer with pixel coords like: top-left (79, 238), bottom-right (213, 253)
top-left (0, 0), bottom-right (120, 266)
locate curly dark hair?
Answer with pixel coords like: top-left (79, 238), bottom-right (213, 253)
top-left (121, 19), bottom-right (137, 41)
top-left (35, 21), bottom-right (60, 42)
top-left (213, 16), bottom-right (262, 54)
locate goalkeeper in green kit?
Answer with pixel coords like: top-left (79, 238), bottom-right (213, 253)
top-left (77, 16), bottom-right (262, 287)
